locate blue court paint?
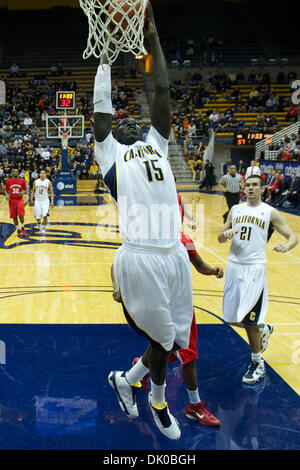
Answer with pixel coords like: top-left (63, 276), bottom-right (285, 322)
top-left (0, 322), bottom-right (299, 450)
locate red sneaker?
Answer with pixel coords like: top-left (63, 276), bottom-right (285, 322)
top-left (21, 227), bottom-right (27, 236)
top-left (17, 229), bottom-right (21, 236)
top-left (185, 402), bottom-right (220, 427)
top-left (132, 357), bottom-right (149, 392)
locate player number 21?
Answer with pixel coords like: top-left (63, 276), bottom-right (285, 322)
top-left (240, 226), bottom-right (252, 241)
top-left (143, 159), bottom-right (164, 182)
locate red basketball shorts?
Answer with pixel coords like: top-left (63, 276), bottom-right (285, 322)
top-left (9, 198), bottom-right (25, 219)
top-left (168, 310), bottom-right (198, 365)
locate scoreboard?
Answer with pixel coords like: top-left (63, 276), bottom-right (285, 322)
top-left (234, 132), bottom-right (273, 146)
top-left (56, 91), bottom-right (76, 110)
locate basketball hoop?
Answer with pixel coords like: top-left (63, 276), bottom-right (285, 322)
top-left (79, 0), bottom-right (148, 64)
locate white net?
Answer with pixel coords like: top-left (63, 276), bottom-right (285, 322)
top-left (60, 133), bottom-right (69, 149)
top-left (79, 0), bottom-right (148, 64)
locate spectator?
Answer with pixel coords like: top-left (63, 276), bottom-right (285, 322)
top-left (23, 115), bottom-right (33, 128)
top-left (223, 157), bottom-right (232, 175)
top-left (245, 160), bottom-right (261, 178)
top-left (89, 160), bottom-right (99, 179)
top-left (286, 106), bottom-right (299, 122)
top-left (10, 63), bottom-right (20, 77)
top-left (275, 173), bottom-right (300, 207)
top-left (200, 159), bottom-right (215, 191)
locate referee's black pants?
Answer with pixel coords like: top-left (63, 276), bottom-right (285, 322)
top-left (223, 192), bottom-right (240, 223)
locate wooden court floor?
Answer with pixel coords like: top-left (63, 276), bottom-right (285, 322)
top-left (0, 189), bottom-right (299, 396)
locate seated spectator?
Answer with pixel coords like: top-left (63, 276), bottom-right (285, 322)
top-left (275, 173), bottom-right (300, 207)
top-left (187, 119), bottom-right (197, 137)
top-left (217, 113), bottom-right (231, 132)
top-left (286, 106), bottom-right (298, 122)
top-left (10, 63), bottom-right (20, 77)
top-left (266, 171), bottom-right (282, 203)
top-left (281, 148), bottom-right (293, 161)
top-left (50, 64), bottom-right (58, 76)
top-left (23, 115), bottom-right (33, 128)
top-left (193, 154), bottom-right (202, 182)
top-left (89, 160), bottom-right (99, 179)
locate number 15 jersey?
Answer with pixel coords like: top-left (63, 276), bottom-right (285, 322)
top-left (229, 202), bottom-right (274, 264)
top-left (94, 126), bottom-right (181, 248)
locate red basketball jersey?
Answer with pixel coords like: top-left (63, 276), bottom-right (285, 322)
top-left (6, 178), bottom-right (27, 199)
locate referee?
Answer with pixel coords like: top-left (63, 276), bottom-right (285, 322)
top-left (218, 165), bottom-right (244, 222)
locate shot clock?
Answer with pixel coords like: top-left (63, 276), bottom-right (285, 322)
top-left (56, 91), bottom-right (76, 110)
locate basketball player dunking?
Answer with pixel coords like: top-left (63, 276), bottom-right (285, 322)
top-left (218, 175), bottom-right (298, 384)
top-left (5, 168), bottom-right (27, 237)
top-left (111, 193), bottom-right (224, 426)
top-left (94, 4), bottom-right (193, 440)
top-left (31, 170), bottom-right (54, 235)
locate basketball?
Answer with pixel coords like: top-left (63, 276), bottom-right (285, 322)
top-left (108, 0), bottom-right (147, 34)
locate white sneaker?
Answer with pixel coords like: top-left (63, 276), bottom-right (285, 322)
top-left (242, 360), bottom-right (265, 384)
top-left (108, 371), bottom-right (139, 418)
top-left (41, 228), bottom-right (46, 235)
top-left (148, 392), bottom-right (181, 440)
top-left (261, 324), bottom-right (274, 353)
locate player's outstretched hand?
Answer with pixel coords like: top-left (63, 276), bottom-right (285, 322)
top-left (273, 243), bottom-right (287, 253)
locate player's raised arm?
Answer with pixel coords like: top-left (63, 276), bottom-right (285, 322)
top-left (270, 209), bottom-right (299, 252)
top-left (93, 52), bottom-right (113, 144)
top-left (144, 3), bottom-right (171, 139)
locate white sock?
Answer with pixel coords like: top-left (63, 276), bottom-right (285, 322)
top-left (150, 379), bottom-right (166, 408)
top-left (125, 358), bottom-right (149, 386)
top-left (15, 225), bottom-right (20, 230)
top-left (251, 352), bottom-right (263, 363)
top-left (21, 223), bottom-right (24, 228)
top-left (187, 388), bottom-right (201, 404)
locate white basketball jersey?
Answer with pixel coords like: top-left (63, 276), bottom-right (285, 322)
top-left (35, 178), bottom-right (50, 202)
top-left (229, 202), bottom-right (274, 264)
top-left (94, 126), bottom-right (181, 248)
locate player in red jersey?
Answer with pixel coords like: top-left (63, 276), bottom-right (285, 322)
top-left (112, 193), bottom-right (224, 426)
top-left (5, 168), bottom-right (27, 237)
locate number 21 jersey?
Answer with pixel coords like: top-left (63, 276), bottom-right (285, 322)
top-left (229, 202), bottom-right (274, 264)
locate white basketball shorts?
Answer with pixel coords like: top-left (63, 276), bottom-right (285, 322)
top-left (222, 261), bottom-right (268, 325)
top-left (34, 200), bottom-right (50, 220)
top-left (113, 240), bottom-right (194, 352)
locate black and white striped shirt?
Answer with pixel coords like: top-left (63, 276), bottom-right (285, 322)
top-left (218, 173), bottom-right (244, 193)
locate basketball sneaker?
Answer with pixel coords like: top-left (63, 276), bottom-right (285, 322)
top-left (21, 227), bottom-right (26, 236)
top-left (261, 324), bottom-right (274, 353)
top-left (132, 357), bottom-right (149, 391)
top-left (108, 371), bottom-right (140, 418)
top-left (17, 229), bottom-right (21, 236)
top-left (185, 402), bottom-right (220, 426)
top-left (148, 392), bottom-right (181, 440)
top-left (242, 360), bottom-right (265, 384)
top-left (41, 228), bottom-right (46, 235)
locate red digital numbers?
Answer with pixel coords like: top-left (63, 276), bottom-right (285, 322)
top-left (60, 99), bottom-right (71, 107)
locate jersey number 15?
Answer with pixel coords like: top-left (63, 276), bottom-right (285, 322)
top-left (143, 159), bottom-right (164, 182)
